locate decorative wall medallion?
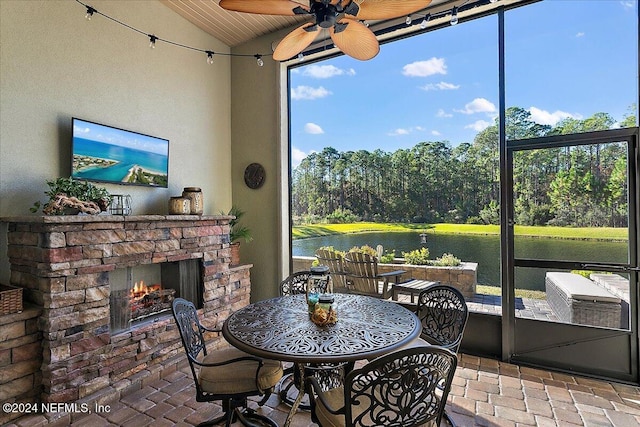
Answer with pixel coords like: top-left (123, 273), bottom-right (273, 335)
top-left (244, 163), bottom-right (265, 189)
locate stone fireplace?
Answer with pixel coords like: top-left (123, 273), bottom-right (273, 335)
top-left (1, 215), bottom-right (252, 423)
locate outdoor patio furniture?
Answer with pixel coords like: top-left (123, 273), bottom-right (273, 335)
top-left (277, 271), bottom-right (347, 410)
top-left (315, 248), bottom-right (351, 293)
top-left (545, 272), bottom-right (621, 328)
top-left (307, 346), bottom-right (457, 427)
top-left (171, 298), bottom-right (283, 427)
top-left (343, 251), bottom-right (434, 301)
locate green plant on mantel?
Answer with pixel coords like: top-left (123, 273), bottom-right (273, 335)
top-left (225, 205), bottom-right (253, 243)
top-left (31, 177), bottom-right (111, 215)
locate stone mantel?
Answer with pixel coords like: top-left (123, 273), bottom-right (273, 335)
top-left (1, 214), bottom-right (234, 224)
top-left (1, 214), bottom-right (252, 421)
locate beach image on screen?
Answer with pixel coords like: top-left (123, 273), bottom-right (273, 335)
top-left (72, 119), bottom-right (169, 187)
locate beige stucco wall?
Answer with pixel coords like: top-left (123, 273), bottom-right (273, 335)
top-left (0, 1), bottom-right (233, 284)
top-left (229, 30), bottom-right (291, 302)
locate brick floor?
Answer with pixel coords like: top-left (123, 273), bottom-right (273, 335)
top-left (7, 353), bottom-right (640, 427)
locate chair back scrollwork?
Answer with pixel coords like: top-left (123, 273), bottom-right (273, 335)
top-left (279, 271), bottom-right (311, 296)
top-left (416, 285), bottom-right (469, 353)
top-left (345, 346), bottom-right (457, 427)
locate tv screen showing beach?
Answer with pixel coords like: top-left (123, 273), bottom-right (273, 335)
top-left (72, 118), bottom-right (169, 187)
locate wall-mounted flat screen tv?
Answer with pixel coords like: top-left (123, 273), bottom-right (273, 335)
top-left (72, 118), bottom-right (169, 187)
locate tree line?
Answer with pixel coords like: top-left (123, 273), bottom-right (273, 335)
top-left (292, 106), bottom-right (636, 227)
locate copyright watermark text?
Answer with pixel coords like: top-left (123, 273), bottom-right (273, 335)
top-left (3, 402), bottom-right (111, 415)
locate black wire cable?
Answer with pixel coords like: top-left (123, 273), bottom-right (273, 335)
top-left (75, 0), bottom-right (270, 61)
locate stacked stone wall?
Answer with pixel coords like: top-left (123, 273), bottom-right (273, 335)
top-left (2, 215), bottom-right (251, 412)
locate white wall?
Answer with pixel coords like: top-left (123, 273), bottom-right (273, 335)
top-left (0, 0), bottom-right (233, 283)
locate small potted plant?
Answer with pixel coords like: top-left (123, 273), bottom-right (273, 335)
top-left (226, 206), bottom-right (252, 265)
top-left (31, 177), bottom-right (111, 215)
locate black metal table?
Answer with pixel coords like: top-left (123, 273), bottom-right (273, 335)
top-left (222, 293), bottom-right (421, 426)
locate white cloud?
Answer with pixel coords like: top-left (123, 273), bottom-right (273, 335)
top-left (431, 130), bottom-right (442, 136)
top-left (455, 98), bottom-right (497, 115)
top-left (387, 126), bottom-right (426, 136)
top-left (388, 128), bottom-right (410, 136)
top-left (290, 85), bottom-right (332, 100)
top-left (302, 65), bottom-right (356, 79)
top-left (291, 147), bottom-right (308, 168)
top-left (528, 106), bottom-right (581, 126)
top-left (420, 82), bottom-right (460, 91)
top-left (402, 57), bottom-right (447, 77)
top-left (465, 120), bottom-right (492, 132)
top-left (621, 1), bottom-right (635, 10)
top-left (576, 32), bottom-right (585, 37)
top-left (436, 109), bottom-right (453, 118)
top-left (304, 122), bottom-right (324, 134)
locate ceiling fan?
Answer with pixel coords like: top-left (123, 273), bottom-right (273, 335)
top-left (219, 0), bottom-right (433, 61)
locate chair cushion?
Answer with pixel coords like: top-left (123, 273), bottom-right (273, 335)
top-left (199, 346), bottom-right (283, 395)
top-left (315, 385), bottom-right (436, 427)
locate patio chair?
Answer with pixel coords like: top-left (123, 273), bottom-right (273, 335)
top-left (278, 271), bottom-right (349, 410)
top-left (414, 285), bottom-right (469, 354)
top-left (342, 251), bottom-right (408, 299)
top-left (315, 248), bottom-right (351, 293)
top-left (172, 298), bottom-right (283, 427)
top-left (308, 346), bottom-right (457, 427)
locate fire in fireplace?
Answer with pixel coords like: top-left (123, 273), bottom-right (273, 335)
top-left (130, 281), bottom-right (175, 321)
top-left (110, 260), bottom-right (202, 334)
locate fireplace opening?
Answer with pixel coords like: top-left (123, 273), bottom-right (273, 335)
top-left (109, 259), bottom-right (203, 334)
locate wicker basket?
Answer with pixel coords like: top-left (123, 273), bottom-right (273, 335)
top-left (0, 284), bottom-right (23, 315)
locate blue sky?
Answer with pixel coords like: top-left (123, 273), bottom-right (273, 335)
top-left (73, 119), bottom-right (169, 155)
top-left (289, 0), bottom-right (638, 167)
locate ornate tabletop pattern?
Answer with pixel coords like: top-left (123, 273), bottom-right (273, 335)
top-left (223, 294), bottom-right (420, 363)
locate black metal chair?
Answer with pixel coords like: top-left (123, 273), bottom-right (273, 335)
top-left (415, 284), bottom-right (469, 353)
top-left (171, 298), bottom-right (283, 427)
top-left (277, 271), bottom-right (348, 410)
top-left (308, 346), bottom-right (458, 427)
top-left (413, 285), bottom-right (469, 426)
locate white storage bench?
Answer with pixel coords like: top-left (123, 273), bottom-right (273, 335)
top-left (545, 272), bottom-right (621, 328)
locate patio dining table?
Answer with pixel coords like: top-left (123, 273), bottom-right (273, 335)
top-left (222, 293), bottom-right (421, 426)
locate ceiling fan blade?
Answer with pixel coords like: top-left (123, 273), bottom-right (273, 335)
top-left (330, 18), bottom-right (379, 61)
top-left (273, 24), bottom-right (320, 61)
top-left (219, 0), bottom-right (308, 16)
top-left (351, 0), bottom-right (432, 20)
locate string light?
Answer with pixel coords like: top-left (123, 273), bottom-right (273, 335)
top-left (450, 6), bottom-right (459, 25)
top-left (420, 13), bottom-right (431, 30)
top-left (85, 6), bottom-right (95, 20)
top-left (405, 16), bottom-right (412, 25)
top-left (76, 0), bottom-right (269, 66)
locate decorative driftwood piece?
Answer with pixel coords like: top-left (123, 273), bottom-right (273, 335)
top-left (43, 193), bottom-right (101, 215)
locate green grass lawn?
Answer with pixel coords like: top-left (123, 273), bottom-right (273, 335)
top-left (477, 284), bottom-right (547, 300)
top-left (292, 222), bottom-right (627, 241)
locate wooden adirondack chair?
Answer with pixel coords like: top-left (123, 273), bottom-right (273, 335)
top-left (315, 248), bottom-right (351, 293)
top-left (343, 251), bottom-right (407, 299)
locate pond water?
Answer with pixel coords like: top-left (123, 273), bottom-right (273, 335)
top-left (292, 232), bottom-right (628, 291)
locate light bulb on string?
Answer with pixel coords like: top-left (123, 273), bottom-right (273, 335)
top-left (405, 16), bottom-right (412, 25)
top-left (148, 34), bottom-right (157, 48)
top-left (450, 6), bottom-right (458, 26)
top-left (255, 55), bottom-right (264, 67)
top-left (420, 13), bottom-right (431, 30)
top-left (85, 6), bottom-right (95, 20)
top-left (297, 53), bottom-right (304, 62)
top-left (206, 51), bottom-right (214, 64)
